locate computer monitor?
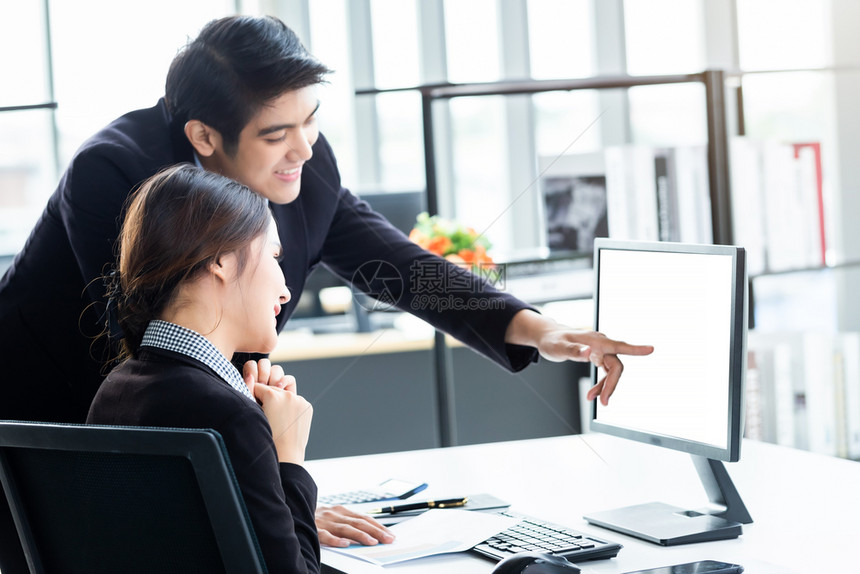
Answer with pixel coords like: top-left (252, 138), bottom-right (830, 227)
top-left (359, 189), bottom-right (426, 235)
top-left (583, 238), bottom-right (752, 546)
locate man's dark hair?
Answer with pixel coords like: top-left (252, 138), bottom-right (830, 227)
top-left (165, 15), bottom-right (332, 155)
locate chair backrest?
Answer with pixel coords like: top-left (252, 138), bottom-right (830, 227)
top-left (0, 422), bottom-right (267, 574)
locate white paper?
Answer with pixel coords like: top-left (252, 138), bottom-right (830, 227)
top-left (325, 509), bottom-right (519, 566)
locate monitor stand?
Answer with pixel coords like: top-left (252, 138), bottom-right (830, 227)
top-left (583, 455), bottom-right (753, 546)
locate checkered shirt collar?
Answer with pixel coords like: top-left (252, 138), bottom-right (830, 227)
top-left (140, 320), bottom-right (254, 401)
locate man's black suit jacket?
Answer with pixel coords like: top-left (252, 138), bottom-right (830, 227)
top-left (0, 98), bottom-right (536, 424)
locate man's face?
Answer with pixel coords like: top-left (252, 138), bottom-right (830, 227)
top-left (207, 86), bottom-right (320, 205)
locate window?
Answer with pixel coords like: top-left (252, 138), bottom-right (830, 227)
top-left (623, 0), bottom-right (706, 76)
top-left (370, 0), bottom-right (420, 89)
top-left (623, 0), bottom-right (708, 146)
top-left (49, 0), bottom-right (235, 164)
top-left (735, 0), bottom-right (835, 148)
top-left (444, 0), bottom-right (500, 83)
top-left (448, 96), bottom-right (509, 249)
top-left (528, 0), bottom-right (602, 162)
top-left (0, 109), bottom-right (56, 255)
top-left (736, 0), bottom-right (830, 71)
top-left (0, 2), bottom-right (54, 255)
top-left (527, 0), bottom-right (594, 81)
top-left (375, 91), bottom-right (424, 190)
top-left (0, 3), bottom-right (50, 107)
top-left (370, 0), bottom-right (423, 190)
top-left (308, 0), bottom-right (357, 186)
top-left (1, 0), bottom-right (235, 256)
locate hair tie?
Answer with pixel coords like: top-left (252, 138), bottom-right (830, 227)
top-left (102, 269), bottom-right (124, 340)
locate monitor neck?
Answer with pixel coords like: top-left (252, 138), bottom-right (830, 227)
top-left (691, 455), bottom-right (753, 525)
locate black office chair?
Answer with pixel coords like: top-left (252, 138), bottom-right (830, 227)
top-left (0, 422), bottom-right (267, 574)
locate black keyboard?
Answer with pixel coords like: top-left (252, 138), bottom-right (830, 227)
top-left (472, 511), bottom-right (622, 563)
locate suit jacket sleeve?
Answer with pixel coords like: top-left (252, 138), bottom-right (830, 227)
top-left (309, 139), bottom-right (539, 372)
top-left (208, 406), bottom-right (320, 573)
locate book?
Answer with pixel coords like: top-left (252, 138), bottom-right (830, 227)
top-left (743, 346), bottom-right (765, 441)
top-left (671, 144), bottom-right (713, 244)
top-left (773, 340), bottom-right (803, 449)
top-left (749, 330), bottom-right (857, 457)
top-left (833, 341), bottom-right (849, 459)
top-left (729, 136), bottom-right (767, 275)
top-left (836, 332), bottom-right (860, 460)
top-left (729, 137), bottom-right (827, 273)
top-left (761, 140), bottom-right (807, 271)
top-left (603, 145), bottom-right (659, 241)
top-left (746, 331), bottom-right (809, 449)
top-left (792, 142), bottom-right (826, 266)
top-left (802, 332), bottom-right (839, 456)
top-left (653, 148), bottom-right (680, 242)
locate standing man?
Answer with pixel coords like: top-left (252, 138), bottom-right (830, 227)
top-left (0, 15), bottom-right (651, 572)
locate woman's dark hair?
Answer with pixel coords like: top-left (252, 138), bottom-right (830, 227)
top-left (165, 15), bottom-right (332, 155)
top-left (115, 164), bottom-right (270, 358)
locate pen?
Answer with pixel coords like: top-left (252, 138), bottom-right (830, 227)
top-left (370, 497), bottom-right (469, 514)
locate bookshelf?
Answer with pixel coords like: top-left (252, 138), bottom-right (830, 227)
top-left (730, 67), bottom-right (860, 461)
top-left (356, 70), bottom-right (737, 448)
top-left (357, 69), bottom-right (736, 246)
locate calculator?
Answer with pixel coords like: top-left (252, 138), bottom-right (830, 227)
top-left (317, 478), bottom-right (428, 506)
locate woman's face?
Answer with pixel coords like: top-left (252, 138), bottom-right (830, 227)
top-left (228, 218), bottom-right (290, 354)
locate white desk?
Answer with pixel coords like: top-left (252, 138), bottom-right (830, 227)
top-left (307, 433), bottom-right (859, 573)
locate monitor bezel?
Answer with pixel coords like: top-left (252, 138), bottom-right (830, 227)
top-left (588, 238), bottom-right (747, 463)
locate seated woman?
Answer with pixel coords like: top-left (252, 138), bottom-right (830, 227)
top-left (87, 164), bottom-right (319, 573)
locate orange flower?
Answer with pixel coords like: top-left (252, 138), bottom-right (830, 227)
top-left (426, 235), bottom-right (453, 256)
top-left (409, 212), bottom-right (494, 274)
top-left (458, 248), bottom-right (475, 265)
top-left (461, 245), bottom-right (494, 266)
top-left (408, 228), bottom-right (430, 249)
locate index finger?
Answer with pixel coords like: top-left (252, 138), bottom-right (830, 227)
top-left (605, 341), bottom-right (653, 357)
top-left (257, 358), bottom-right (272, 383)
top-left (242, 360), bottom-right (259, 389)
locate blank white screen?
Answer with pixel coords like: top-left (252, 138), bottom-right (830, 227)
top-left (594, 249), bottom-right (732, 449)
